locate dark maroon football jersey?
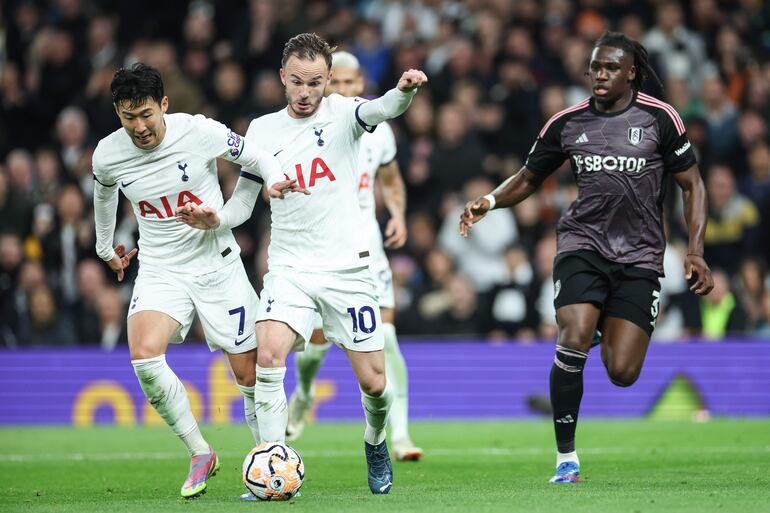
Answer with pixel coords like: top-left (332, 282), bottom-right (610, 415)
top-left (525, 91), bottom-right (697, 274)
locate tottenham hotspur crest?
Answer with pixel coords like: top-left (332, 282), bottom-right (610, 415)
top-left (628, 127), bottom-right (644, 145)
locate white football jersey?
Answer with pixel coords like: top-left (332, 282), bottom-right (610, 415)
top-left (244, 94), bottom-right (374, 271)
top-left (356, 121), bottom-right (397, 262)
top-left (93, 113), bottom-right (257, 272)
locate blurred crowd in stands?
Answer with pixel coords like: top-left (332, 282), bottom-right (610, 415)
top-left (2, 0), bottom-right (770, 348)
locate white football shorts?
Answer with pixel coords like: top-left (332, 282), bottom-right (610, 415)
top-left (258, 265), bottom-right (384, 352)
top-left (311, 254), bottom-right (395, 330)
top-left (128, 260), bottom-right (259, 354)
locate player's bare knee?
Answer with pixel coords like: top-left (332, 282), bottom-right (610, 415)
top-left (256, 349), bottom-right (284, 369)
top-left (234, 372), bottom-right (256, 387)
top-left (608, 367), bottom-right (640, 387)
top-left (558, 326), bottom-right (594, 353)
top-left (128, 340), bottom-right (164, 361)
top-left (359, 374), bottom-right (386, 397)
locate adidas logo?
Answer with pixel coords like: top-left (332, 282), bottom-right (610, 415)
top-left (555, 414), bottom-right (575, 424)
top-left (575, 133), bottom-right (589, 144)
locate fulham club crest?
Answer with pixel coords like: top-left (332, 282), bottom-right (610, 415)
top-left (628, 127), bottom-right (644, 145)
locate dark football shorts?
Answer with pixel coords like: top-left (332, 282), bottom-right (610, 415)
top-left (552, 250), bottom-right (662, 337)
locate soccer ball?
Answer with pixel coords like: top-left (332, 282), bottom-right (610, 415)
top-left (242, 442), bottom-right (305, 501)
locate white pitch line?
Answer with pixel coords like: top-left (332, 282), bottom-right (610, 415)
top-left (0, 446), bottom-right (768, 463)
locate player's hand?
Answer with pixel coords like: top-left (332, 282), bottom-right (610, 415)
top-left (459, 196), bottom-right (491, 238)
top-left (175, 202), bottom-right (221, 230)
top-left (107, 243), bottom-right (137, 282)
top-left (397, 69), bottom-right (428, 92)
top-left (384, 215), bottom-right (407, 249)
top-left (684, 254), bottom-right (714, 295)
top-left (269, 178), bottom-right (310, 200)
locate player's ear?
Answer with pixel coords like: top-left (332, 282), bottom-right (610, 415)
top-left (279, 68), bottom-right (286, 86)
top-left (160, 96), bottom-right (169, 113)
top-left (628, 65), bottom-right (636, 83)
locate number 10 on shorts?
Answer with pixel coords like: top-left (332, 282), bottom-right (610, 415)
top-left (346, 306), bottom-right (377, 334)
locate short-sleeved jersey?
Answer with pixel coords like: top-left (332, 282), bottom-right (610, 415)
top-left (525, 91), bottom-right (697, 274)
top-left (356, 121), bottom-right (397, 261)
top-left (244, 94), bottom-right (373, 271)
top-left (93, 113), bottom-right (254, 272)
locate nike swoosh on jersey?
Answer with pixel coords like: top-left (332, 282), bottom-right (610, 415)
top-left (353, 335), bottom-right (373, 344)
top-left (234, 333), bottom-right (254, 346)
top-left (273, 149), bottom-right (284, 157)
top-left (120, 178), bottom-right (141, 188)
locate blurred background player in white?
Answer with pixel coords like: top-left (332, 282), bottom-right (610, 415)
top-left (93, 64), bottom-right (301, 499)
top-left (176, 33), bottom-right (427, 495)
top-left (284, 51), bottom-right (422, 462)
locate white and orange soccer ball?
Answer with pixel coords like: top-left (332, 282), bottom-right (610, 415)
top-left (242, 442), bottom-right (305, 501)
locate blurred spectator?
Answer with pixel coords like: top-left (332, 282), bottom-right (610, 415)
top-left (209, 60), bottom-right (252, 131)
top-left (0, 62), bottom-right (39, 156)
top-left (487, 246), bottom-right (539, 340)
top-left (18, 284), bottom-right (76, 346)
top-left (704, 165), bottom-right (760, 273)
top-left (82, 66), bottom-right (120, 140)
top-left (0, 234), bottom-right (25, 346)
top-left (70, 258), bottom-right (107, 344)
top-left (55, 106), bottom-right (90, 177)
top-left (700, 75), bottom-right (740, 161)
top-left (698, 269), bottom-right (747, 339)
top-left (739, 141), bottom-right (770, 213)
top-left (95, 286), bottom-right (128, 351)
top-left (29, 29), bottom-right (88, 130)
top-left (643, 1), bottom-right (708, 94)
top-left (145, 41), bottom-right (203, 114)
top-left (428, 103), bottom-right (488, 202)
top-left (87, 14), bottom-right (122, 70)
top-left (737, 258), bottom-right (767, 332)
top-left (0, 168), bottom-right (33, 238)
top-left (439, 177), bottom-right (517, 293)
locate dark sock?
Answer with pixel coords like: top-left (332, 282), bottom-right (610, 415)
top-left (550, 346), bottom-right (588, 454)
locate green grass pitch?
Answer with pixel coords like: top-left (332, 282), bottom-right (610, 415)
top-left (1, 419), bottom-right (768, 512)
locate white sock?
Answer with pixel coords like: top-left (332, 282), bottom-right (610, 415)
top-left (237, 383), bottom-right (260, 445)
top-left (556, 451), bottom-right (580, 467)
top-left (295, 341), bottom-right (332, 401)
top-left (255, 365), bottom-right (287, 443)
top-left (132, 355), bottom-right (209, 456)
top-left (382, 323), bottom-right (410, 442)
top-left (361, 381), bottom-right (393, 446)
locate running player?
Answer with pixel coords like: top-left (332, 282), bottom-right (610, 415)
top-left (459, 32), bottom-right (714, 483)
top-left (93, 63), bottom-right (301, 498)
top-left (176, 33), bottom-right (427, 494)
top-left (283, 50), bottom-right (422, 462)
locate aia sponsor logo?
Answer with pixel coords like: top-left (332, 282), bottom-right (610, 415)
top-left (138, 191), bottom-right (202, 218)
top-left (292, 157), bottom-right (336, 189)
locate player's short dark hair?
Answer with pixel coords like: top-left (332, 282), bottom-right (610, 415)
top-left (110, 63), bottom-right (164, 110)
top-left (281, 33), bottom-right (335, 70)
top-left (594, 31), bottom-right (663, 92)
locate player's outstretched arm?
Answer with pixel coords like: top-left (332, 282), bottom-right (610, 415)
top-left (673, 165), bottom-right (714, 296)
top-left (459, 166), bottom-right (543, 238)
top-left (378, 160), bottom-right (407, 248)
top-left (356, 69), bottom-right (428, 127)
top-left (176, 175), bottom-right (308, 231)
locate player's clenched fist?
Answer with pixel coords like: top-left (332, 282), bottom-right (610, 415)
top-left (459, 196), bottom-right (492, 238)
top-left (397, 69), bottom-right (428, 92)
